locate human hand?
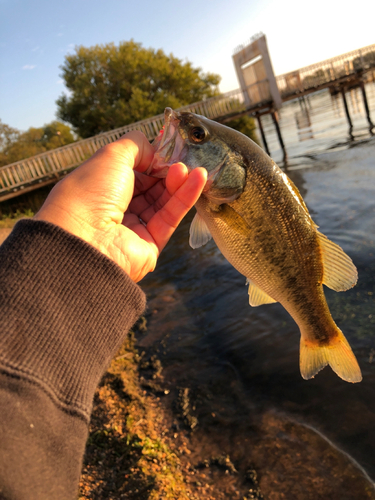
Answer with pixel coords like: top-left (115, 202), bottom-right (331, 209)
top-left (34, 131), bottom-right (207, 282)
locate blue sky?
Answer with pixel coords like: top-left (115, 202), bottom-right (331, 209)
top-left (0, 0), bottom-right (373, 132)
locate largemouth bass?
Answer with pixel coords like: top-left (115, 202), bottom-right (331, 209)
top-left (147, 107), bottom-right (362, 383)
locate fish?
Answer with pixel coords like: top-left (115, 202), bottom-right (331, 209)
top-left (147, 107), bottom-right (362, 383)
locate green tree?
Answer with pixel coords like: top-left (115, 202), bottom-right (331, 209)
top-left (56, 40), bottom-right (221, 138)
top-left (0, 121), bottom-right (19, 149)
top-left (0, 120), bottom-right (75, 167)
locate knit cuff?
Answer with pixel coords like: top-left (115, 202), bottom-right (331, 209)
top-left (0, 219), bottom-right (146, 421)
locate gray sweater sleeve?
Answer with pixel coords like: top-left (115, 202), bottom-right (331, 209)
top-left (0, 219), bottom-right (146, 499)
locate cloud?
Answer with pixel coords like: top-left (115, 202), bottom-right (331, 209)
top-left (60, 43), bottom-right (76, 54)
top-left (22, 65), bottom-right (36, 70)
top-left (31, 46), bottom-right (40, 52)
top-left (57, 33), bottom-right (63, 37)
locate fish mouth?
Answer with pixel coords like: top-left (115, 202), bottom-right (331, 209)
top-left (146, 108), bottom-right (188, 178)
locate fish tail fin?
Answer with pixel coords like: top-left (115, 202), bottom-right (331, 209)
top-left (300, 330), bottom-right (362, 383)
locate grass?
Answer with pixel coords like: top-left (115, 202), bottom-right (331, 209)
top-left (0, 209), bottom-right (34, 229)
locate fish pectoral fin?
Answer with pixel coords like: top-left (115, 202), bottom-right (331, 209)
top-left (189, 212), bottom-right (212, 249)
top-left (214, 204), bottom-right (250, 237)
top-left (246, 279), bottom-right (277, 307)
top-left (317, 231), bottom-right (358, 291)
top-left (300, 330), bottom-right (362, 383)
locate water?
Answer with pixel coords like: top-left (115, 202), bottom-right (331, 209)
top-left (138, 82), bottom-right (375, 496)
top-left (260, 81), bottom-right (375, 162)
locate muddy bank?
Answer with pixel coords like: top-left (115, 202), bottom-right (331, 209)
top-left (79, 318), bottom-right (375, 500)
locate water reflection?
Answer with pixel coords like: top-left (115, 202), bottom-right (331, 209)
top-left (349, 88), bottom-right (362, 115)
top-left (295, 103), bottom-right (314, 142)
top-left (331, 92), bottom-right (343, 118)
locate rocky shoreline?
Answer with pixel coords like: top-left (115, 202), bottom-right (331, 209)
top-left (79, 317), bottom-right (375, 500)
top-left (78, 325), bottom-right (264, 500)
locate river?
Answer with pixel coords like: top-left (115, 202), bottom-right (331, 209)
top-left (138, 81), bottom-right (375, 498)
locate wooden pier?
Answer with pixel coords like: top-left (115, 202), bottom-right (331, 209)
top-left (0, 43), bottom-right (374, 202)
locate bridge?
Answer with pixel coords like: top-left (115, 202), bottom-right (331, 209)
top-left (0, 42), bottom-right (374, 202)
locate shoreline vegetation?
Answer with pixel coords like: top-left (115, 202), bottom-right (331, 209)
top-left (0, 209), bottom-right (35, 245)
top-left (0, 209), bottom-right (34, 229)
top-left (0, 184), bottom-right (53, 224)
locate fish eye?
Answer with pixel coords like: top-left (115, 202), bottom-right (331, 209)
top-left (190, 126), bottom-right (207, 143)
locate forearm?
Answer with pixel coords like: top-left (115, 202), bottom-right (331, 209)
top-left (0, 220), bottom-right (146, 499)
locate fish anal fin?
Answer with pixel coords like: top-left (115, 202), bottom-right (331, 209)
top-left (246, 279), bottom-right (277, 307)
top-left (189, 212), bottom-right (212, 249)
top-left (318, 232), bottom-right (358, 291)
top-left (300, 330), bottom-right (362, 383)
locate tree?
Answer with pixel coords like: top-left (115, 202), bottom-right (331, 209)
top-left (56, 41), bottom-right (221, 138)
top-left (225, 115), bottom-right (259, 145)
top-left (0, 121), bottom-right (20, 152)
top-left (0, 120), bottom-right (75, 167)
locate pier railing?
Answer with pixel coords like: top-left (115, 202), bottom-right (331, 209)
top-left (276, 43), bottom-right (375, 99)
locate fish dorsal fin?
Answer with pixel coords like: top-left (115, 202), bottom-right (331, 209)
top-left (285, 176), bottom-right (310, 214)
top-left (318, 231), bottom-right (358, 291)
top-left (189, 212), bottom-right (212, 249)
top-left (246, 279), bottom-right (277, 307)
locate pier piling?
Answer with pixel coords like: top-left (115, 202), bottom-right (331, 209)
top-left (271, 111), bottom-right (287, 159)
top-left (256, 114), bottom-right (271, 156)
top-left (340, 88), bottom-right (353, 134)
top-left (359, 81), bottom-right (374, 132)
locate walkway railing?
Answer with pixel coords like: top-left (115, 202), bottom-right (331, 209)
top-left (1, 43), bottom-right (374, 201)
top-left (276, 43), bottom-right (375, 99)
top-left (0, 88), bottom-right (263, 201)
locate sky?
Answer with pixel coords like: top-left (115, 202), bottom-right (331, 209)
top-left (0, 0), bottom-right (374, 132)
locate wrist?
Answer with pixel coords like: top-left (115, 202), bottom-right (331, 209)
top-left (34, 205), bottom-right (95, 247)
